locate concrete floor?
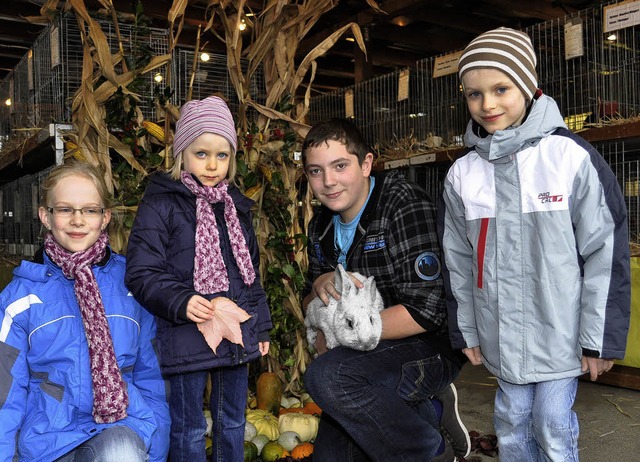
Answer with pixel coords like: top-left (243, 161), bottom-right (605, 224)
top-left (453, 363), bottom-right (640, 461)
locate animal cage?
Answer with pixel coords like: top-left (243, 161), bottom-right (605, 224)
top-left (598, 139), bottom-right (640, 245)
top-left (174, 49), bottom-right (266, 120)
top-left (308, 1), bottom-right (639, 149)
top-left (307, 69), bottom-right (437, 149)
top-left (25, 13), bottom-right (169, 131)
top-left (0, 167), bottom-right (51, 257)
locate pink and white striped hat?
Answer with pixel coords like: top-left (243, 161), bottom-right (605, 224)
top-left (173, 96), bottom-right (238, 157)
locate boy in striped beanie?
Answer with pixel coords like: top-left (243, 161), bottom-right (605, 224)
top-left (457, 27), bottom-right (539, 134)
top-left (442, 27), bottom-right (630, 462)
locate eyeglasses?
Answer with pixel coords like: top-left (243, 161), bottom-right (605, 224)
top-left (47, 206), bottom-right (105, 217)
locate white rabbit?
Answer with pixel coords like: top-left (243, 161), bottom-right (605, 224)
top-left (305, 264), bottom-right (384, 352)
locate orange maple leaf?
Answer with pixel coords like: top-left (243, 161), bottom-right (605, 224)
top-left (197, 297), bottom-right (252, 354)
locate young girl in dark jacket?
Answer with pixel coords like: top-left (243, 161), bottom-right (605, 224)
top-left (125, 96), bottom-right (272, 462)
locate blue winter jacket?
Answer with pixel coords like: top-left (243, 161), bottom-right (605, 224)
top-left (125, 172), bottom-right (272, 375)
top-left (0, 249), bottom-right (170, 462)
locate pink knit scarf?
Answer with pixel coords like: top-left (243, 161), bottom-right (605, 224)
top-left (181, 171), bottom-right (256, 293)
top-left (44, 232), bottom-right (128, 424)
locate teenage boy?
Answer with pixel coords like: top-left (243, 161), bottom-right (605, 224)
top-left (302, 118), bottom-right (469, 462)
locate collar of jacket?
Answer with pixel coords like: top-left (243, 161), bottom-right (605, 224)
top-left (314, 170), bottom-right (393, 268)
top-left (464, 93), bottom-right (567, 163)
top-left (148, 171), bottom-right (255, 216)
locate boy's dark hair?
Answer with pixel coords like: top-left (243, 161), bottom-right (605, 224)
top-left (302, 118), bottom-right (371, 166)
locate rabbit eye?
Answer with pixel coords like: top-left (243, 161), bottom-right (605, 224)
top-left (346, 318), bottom-right (354, 329)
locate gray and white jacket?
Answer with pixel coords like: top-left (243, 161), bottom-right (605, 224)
top-left (441, 94), bottom-right (631, 384)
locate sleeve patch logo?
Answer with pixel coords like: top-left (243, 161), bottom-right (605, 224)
top-left (414, 252), bottom-right (441, 281)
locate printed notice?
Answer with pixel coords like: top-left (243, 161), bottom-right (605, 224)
top-left (345, 89), bottom-right (354, 118)
top-left (604, 0), bottom-right (640, 32)
top-left (564, 20), bottom-right (584, 59)
top-left (433, 51), bottom-right (464, 78)
top-left (51, 26), bottom-right (60, 68)
top-left (397, 68), bottom-right (410, 101)
top-left (28, 50), bottom-right (34, 90)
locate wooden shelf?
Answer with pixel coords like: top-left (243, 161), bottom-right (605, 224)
top-left (378, 119), bottom-right (640, 170)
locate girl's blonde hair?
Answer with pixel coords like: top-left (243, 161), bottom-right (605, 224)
top-left (41, 160), bottom-right (115, 209)
top-left (168, 148), bottom-right (237, 184)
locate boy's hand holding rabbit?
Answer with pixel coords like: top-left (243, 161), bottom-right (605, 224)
top-left (309, 269), bottom-right (365, 306)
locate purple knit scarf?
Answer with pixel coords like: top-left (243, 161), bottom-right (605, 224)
top-left (181, 171), bottom-right (256, 293)
top-left (44, 232), bottom-right (128, 424)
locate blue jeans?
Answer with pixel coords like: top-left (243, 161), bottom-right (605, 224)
top-left (494, 377), bottom-right (579, 462)
top-left (54, 426), bottom-right (148, 462)
top-left (168, 365), bottom-right (248, 462)
top-left (304, 337), bottom-right (460, 462)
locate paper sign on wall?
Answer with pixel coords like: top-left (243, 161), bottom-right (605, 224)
top-left (564, 18), bottom-right (584, 59)
top-left (397, 68), bottom-right (410, 101)
top-left (345, 89), bottom-right (354, 118)
top-left (433, 51), bottom-right (463, 78)
top-left (604, 0), bottom-right (640, 32)
top-left (51, 26), bottom-right (60, 68)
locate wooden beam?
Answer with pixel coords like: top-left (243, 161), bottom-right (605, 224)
top-left (481, 0), bottom-right (581, 21)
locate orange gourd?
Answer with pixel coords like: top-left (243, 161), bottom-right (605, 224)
top-left (291, 442), bottom-right (314, 459)
top-left (278, 407), bottom-right (305, 415)
top-left (256, 372), bottom-right (282, 415)
top-left (302, 401), bottom-right (322, 415)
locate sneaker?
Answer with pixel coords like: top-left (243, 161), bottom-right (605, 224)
top-left (434, 383), bottom-right (470, 458)
top-left (432, 437), bottom-right (457, 462)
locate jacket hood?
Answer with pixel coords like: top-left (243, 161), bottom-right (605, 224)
top-left (463, 93), bottom-right (567, 162)
top-left (146, 171), bottom-right (255, 214)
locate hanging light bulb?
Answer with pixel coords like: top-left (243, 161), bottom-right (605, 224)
top-left (200, 52), bottom-right (210, 62)
top-left (4, 98), bottom-right (11, 106)
top-left (239, 19), bottom-right (247, 31)
top-left (154, 72), bottom-right (163, 83)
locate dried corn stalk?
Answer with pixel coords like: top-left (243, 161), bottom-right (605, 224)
top-left (203, 0), bottom-right (375, 391)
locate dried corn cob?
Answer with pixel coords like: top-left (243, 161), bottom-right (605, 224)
top-left (142, 120), bottom-right (166, 143)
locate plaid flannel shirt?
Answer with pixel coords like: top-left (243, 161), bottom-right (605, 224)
top-left (304, 169), bottom-right (448, 335)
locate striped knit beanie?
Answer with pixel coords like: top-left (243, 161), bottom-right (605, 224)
top-left (458, 27), bottom-right (538, 100)
top-left (173, 96), bottom-right (237, 157)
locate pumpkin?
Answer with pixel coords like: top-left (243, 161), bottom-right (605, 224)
top-left (251, 434), bottom-right (270, 454)
top-left (278, 413), bottom-right (319, 442)
top-left (243, 440), bottom-right (258, 462)
top-left (244, 420), bottom-right (257, 441)
top-left (261, 442), bottom-right (289, 462)
top-left (246, 409), bottom-right (280, 441)
top-left (280, 395), bottom-right (302, 409)
top-left (256, 372), bottom-right (283, 415)
top-left (278, 407), bottom-right (306, 416)
top-left (302, 401), bottom-right (322, 415)
top-left (277, 430), bottom-right (302, 451)
top-left (291, 442), bottom-right (314, 459)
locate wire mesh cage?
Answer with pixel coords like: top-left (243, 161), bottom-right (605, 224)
top-left (28, 13), bottom-right (170, 129)
top-left (599, 139), bottom-right (640, 244)
top-left (0, 167), bottom-right (52, 256)
top-left (530, 7), bottom-right (640, 130)
top-left (308, 1), bottom-right (639, 148)
top-left (174, 48), bottom-right (266, 122)
top-left (0, 78), bottom-right (11, 147)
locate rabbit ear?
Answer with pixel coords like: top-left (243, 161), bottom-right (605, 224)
top-left (336, 264), bottom-right (350, 296)
top-left (366, 276), bottom-right (376, 290)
